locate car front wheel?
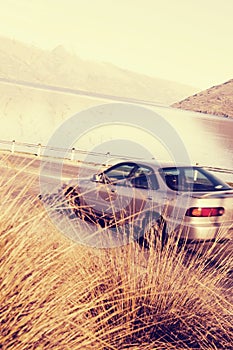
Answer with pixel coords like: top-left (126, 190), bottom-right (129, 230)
top-left (64, 187), bottom-right (83, 218)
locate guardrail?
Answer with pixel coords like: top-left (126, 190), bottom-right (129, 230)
top-left (0, 139), bottom-right (233, 178)
top-left (0, 139), bottom-right (143, 164)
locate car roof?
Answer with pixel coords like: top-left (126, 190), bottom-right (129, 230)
top-left (109, 159), bottom-right (197, 169)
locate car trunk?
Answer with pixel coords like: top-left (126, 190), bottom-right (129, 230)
top-left (191, 190), bottom-right (233, 223)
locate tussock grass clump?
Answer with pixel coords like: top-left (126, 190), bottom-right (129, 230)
top-left (0, 153), bottom-right (233, 349)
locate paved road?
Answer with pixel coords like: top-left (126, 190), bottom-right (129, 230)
top-left (0, 151), bottom-right (96, 186)
top-left (1, 152), bottom-right (232, 282)
top-left (0, 152), bottom-right (137, 248)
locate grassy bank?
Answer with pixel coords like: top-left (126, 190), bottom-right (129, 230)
top-left (0, 154), bottom-right (233, 349)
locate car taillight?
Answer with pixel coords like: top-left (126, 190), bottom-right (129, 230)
top-left (185, 207), bottom-right (225, 217)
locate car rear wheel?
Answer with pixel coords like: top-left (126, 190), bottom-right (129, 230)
top-left (139, 214), bottom-right (167, 250)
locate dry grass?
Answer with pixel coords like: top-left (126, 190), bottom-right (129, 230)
top-left (0, 153), bottom-right (233, 349)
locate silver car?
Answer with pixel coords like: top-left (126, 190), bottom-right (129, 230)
top-left (65, 161), bottom-right (233, 246)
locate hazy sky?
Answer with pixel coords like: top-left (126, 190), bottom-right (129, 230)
top-left (1, 0), bottom-right (233, 89)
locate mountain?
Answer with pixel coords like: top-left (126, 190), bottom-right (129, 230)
top-left (0, 36), bottom-right (197, 105)
top-left (172, 79), bottom-right (233, 118)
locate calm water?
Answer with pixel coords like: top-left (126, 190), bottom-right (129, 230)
top-left (0, 103), bottom-right (232, 182)
top-left (74, 105), bottom-right (233, 182)
top-left (152, 106), bottom-right (233, 181)
top-left (158, 107), bottom-right (233, 166)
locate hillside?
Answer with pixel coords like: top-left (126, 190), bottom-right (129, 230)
top-left (172, 79), bottom-right (233, 118)
top-left (0, 36), bottom-right (197, 105)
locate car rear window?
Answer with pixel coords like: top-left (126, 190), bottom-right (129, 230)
top-left (160, 167), bottom-right (231, 192)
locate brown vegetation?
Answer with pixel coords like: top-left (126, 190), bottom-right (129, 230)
top-left (0, 153), bottom-right (233, 349)
top-left (172, 79), bottom-right (233, 119)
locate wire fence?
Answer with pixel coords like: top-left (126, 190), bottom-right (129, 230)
top-left (0, 138), bottom-right (233, 178)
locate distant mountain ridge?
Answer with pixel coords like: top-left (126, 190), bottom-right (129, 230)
top-left (0, 36), bottom-right (197, 105)
top-left (172, 79), bottom-right (233, 118)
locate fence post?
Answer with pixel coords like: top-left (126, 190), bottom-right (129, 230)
top-left (102, 152), bottom-right (111, 166)
top-left (11, 140), bottom-right (15, 154)
top-left (71, 147), bottom-right (75, 161)
top-left (37, 143), bottom-right (42, 157)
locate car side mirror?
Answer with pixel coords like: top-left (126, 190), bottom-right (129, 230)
top-left (92, 173), bottom-right (102, 182)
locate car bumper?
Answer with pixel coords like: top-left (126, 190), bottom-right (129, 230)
top-left (171, 220), bottom-right (233, 241)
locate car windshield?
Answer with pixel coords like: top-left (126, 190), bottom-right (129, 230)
top-left (160, 166), bottom-right (231, 192)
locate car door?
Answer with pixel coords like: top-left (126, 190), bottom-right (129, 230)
top-left (129, 165), bottom-right (160, 216)
top-left (111, 164), bottom-right (160, 223)
top-left (79, 162), bottom-right (137, 219)
top-left (98, 162), bottom-right (138, 219)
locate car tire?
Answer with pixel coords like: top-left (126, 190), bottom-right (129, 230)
top-left (65, 187), bottom-right (83, 218)
top-left (139, 214), bottom-right (167, 250)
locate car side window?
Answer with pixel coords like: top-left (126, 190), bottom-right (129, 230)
top-left (104, 163), bottom-right (136, 184)
top-left (161, 168), bottom-right (186, 191)
top-left (131, 166), bottom-right (159, 190)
